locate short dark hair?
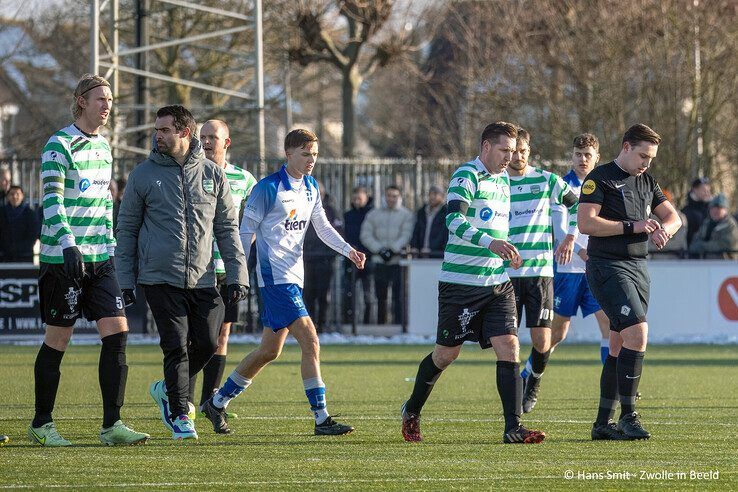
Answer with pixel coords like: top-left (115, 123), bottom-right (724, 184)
top-left (284, 128), bottom-right (318, 151)
top-left (385, 184), bottom-right (401, 193)
top-left (352, 186), bottom-right (368, 195)
top-left (573, 133), bottom-right (599, 151)
top-left (480, 122), bottom-right (518, 147)
top-left (156, 105), bottom-right (197, 137)
top-left (691, 177), bottom-right (709, 189)
top-left (8, 185), bottom-right (22, 193)
top-left (516, 127), bottom-right (530, 144)
top-left (622, 124), bottom-right (661, 147)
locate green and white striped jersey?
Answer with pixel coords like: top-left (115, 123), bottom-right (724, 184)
top-left (213, 163), bottom-right (256, 274)
top-left (440, 157), bottom-right (511, 287)
top-left (40, 124), bottom-right (115, 264)
top-left (507, 167), bottom-right (577, 278)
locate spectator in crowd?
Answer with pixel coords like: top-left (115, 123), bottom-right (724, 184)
top-left (0, 166), bottom-right (10, 207)
top-left (688, 193), bottom-right (738, 259)
top-left (304, 182), bottom-right (341, 332)
top-left (342, 186), bottom-right (374, 324)
top-left (410, 185), bottom-right (448, 258)
top-left (682, 177), bottom-right (712, 248)
top-left (649, 189), bottom-right (688, 259)
top-left (0, 185), bottom-right (38, 262)
top-left (360, 185), bottom-right (414, 324)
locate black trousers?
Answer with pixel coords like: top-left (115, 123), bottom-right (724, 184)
top-left (375, 263), bottom-right (402, 324)
top-left (143, 284), bottom-right (224, 418)
top-left (303, 257), bottom-right (336, 331)
top-left (343, 259), bottom-right (373, 324)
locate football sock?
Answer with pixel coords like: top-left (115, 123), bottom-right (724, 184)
top-left (496, 361), bottom-right (522, 432)
top-left (600, 339), bottom-right (609, 364)
top-left (201, 355), bottom-right (227, 407)
top-left (304, 377), bottom-right (329, 424)
top-left (32, 343), bottom-right (65, 428)
top-left (595, 355), bottom-right (619, 425)
top-left (617, 347), bottom-right (645, 417)
top-left (212, 370), bottom-right (251, 409)
top-left (529, 348), bottom-right (550, 378)
top-left (99, 332), bottom-right (128, 428)
top-left (520, 355), bottom-right (533, 380)
top-left (405, 353), bottom-right (444, 415)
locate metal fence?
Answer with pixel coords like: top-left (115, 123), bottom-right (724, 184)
top-left (1, 156), bottom-right (465, 212)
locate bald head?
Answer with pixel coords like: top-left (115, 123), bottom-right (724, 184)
top-left (200, 119), bottom-right (231, 166)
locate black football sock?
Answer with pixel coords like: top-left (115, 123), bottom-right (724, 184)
top-left (200, 354), bottom-right (227, 407)
top-left (617, 347), bottom-right (645, 418)
top-left (33, 343), bottom-right (65, 428)
top-left (496, 361), bottom-right (522, 431)
top-left (405, 353), bottom-right (444, 415)
top-left (595, 355), bottom-right (619, 425)
top-left (99, 332), bottom-right (128, 428)
top-left (529, 348), bottom-right (550, 377)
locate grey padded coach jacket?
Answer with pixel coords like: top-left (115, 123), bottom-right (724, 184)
top-left (115, 138), bottom-right (249, 290)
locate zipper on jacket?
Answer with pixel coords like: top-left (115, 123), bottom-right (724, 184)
top-left (181, 164), bottom-right (190, 288)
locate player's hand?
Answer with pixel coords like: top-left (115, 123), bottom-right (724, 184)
top-left (62, 246), bottom-right (85, 281)
top-left (650, 228), bottom-right (670, 250)
top-left (227, 284), bottom-right (249, 304)
top-left (578, 248), bottom-right (589, 262)
top-left (349, 249), bottom-right (366, 270)
top-left (121, 288), bottom-right (136, 307)
top-left (489, 240), bottom-right (520, 262)
top-left (634, 219), bottom-right (660, 234)
top-left (509, 252), bottom-right (523, 269)
top-left (554, 234), bottom-right (575, 265)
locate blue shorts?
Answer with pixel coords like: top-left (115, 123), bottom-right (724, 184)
top-left (553, 273), bottom-right (601, 318)
top-left (260, 283), bottom-right (309, 331)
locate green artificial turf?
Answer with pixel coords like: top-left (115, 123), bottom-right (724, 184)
top-left (0, 343), bottom-right (736, 490)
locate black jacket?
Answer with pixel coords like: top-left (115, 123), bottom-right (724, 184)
top-left (304, 195), bottom-right (340, 260)
top-left (682, 194), bottom-right (709, 245)
top-left (0, 202), bottom-right (38, 262)
top-left (343, 198), bottom-right (373, 254)
top-left (410, 203), bottom-right (448, 258)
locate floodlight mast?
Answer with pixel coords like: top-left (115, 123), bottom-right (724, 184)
top-left (90, 0), bottom-right (265, 162)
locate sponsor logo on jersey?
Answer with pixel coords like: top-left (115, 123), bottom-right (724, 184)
top-left (480, 207), bottom-right (493, 221)
top-left (79, 178), bottom-right (91, 192)
top-left (284, 209), bottom-right (307, 231)
top-left (582, 180), bottom-right (596, 195)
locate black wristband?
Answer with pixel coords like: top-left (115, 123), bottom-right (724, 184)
top-left (623, 221), bottom-right (634, 235)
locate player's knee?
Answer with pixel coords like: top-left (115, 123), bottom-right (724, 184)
top-left (259, 345), bottom-right (282, 363)
top-left (217, 331), bottom-right (230, 348)
top-left (44, 327), bottom-right (73, 351)
top-left (432, 348), bottom-right (459, 369)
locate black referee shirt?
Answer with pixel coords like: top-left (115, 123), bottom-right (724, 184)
top-left (579, 161), bottom-right (667, 260)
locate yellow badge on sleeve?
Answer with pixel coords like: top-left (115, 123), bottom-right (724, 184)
top-left (581, 180), bottom-right (596, 195)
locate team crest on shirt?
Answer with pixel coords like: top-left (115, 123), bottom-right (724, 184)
top-left (203, 179), bottom-right (214, 193)
top-left (531, 185), bottom-right (541, 194)
top-left (582, 180), bottom-right (596, 195)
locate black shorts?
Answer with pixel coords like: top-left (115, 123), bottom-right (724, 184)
top-left (38, 259), bottom-right (125, 327)
top-left (586, 257), bottom-right (649, 331)
top-left (510, 276), bottom-right (554, 328)
top-left (216, 274), bottom-right (239, 324)
top-left (436, 281), bottom-right (518, 349)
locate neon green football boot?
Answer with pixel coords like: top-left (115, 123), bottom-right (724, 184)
top-left (27, 422), bottom-right (72, 447)
top-left (99, 420), bottom-right (150, 446)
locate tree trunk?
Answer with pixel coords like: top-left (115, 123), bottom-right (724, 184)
top-left (341, 65), bottom-right (362, 157)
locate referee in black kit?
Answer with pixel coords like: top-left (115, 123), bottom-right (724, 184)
top-left (577, 124), bottom-right (682, 441)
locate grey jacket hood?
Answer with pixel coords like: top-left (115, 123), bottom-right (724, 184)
top-left (115, 136), bottom-right (249, 290)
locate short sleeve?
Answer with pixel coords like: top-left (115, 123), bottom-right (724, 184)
top-left (651, 179), bottom-right (667, 210)
top-left (578, 176), bottom-right (604, 205)
top-left (447, 167), bottom-right (478, 205)
top-left (243, 179), bottom-right (273, 224)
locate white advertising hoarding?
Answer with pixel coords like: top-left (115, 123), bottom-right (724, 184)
top-left (408, 260), bottom-right (738, 344)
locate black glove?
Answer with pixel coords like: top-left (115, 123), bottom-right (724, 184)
top-left (122, 289), bottom-right (136, 307)
top-left (227, 284), bottom-right (248, 304)
top-left (379, 248), bottom-right (394, 263)
top-left (62, 246), bottom-right (85, 281)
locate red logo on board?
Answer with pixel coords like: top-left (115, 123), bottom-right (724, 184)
top-left (717, 277), bottom-right (738, 321)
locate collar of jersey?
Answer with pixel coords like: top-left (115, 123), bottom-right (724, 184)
top-left (279, 164), bottom-right (313, 191)
top-left (564, 169), bottom-right (582, 187)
